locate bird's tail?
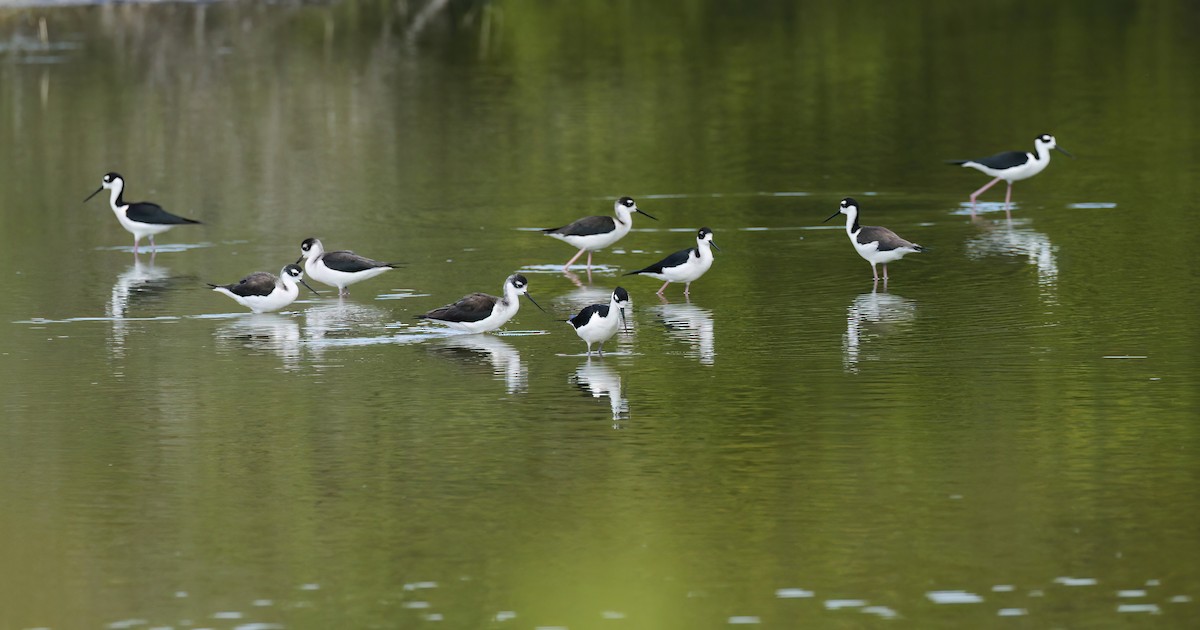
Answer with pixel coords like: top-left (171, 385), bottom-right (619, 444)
top-left (913, 244), bottom-right (927, 252)
top-left (622, 269), bottom-right (645, 276)
top-left (945, 160), bottom-right (968, 166)
top-left (205, 283), bottom-right (219, 289)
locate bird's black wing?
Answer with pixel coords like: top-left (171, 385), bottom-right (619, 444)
top-left (858, 226), bottom-right (921, 252)
top-left (543, 215), bottom-right (617, 237)
top-left (625, 248), bottom-right (695, 275)
top-left (417, 293), bottom-right (498, 322)
top-left (322, 250), bottom-right (395, 273)
top-left (211, 272), bottom-right (277, 297)
top-left (126, 201), bottom-right (202, 225)
top-left (960, 150), bottom-right (1029, 170)
top-left (568, 303), bottom-right (610, 329)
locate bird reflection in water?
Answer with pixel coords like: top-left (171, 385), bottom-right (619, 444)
top-left (214, 313), bottom-right (303, 368)
top-left (303, 301), bottom-right (395, 347)
top-left (964, 217), bottom-right (1058, 305)
top-left (434, 335), bottom-right (527, 395)
top-left (843, 290), bottom-right (917, 373)
top-left (571, 360), bottom-right (629, 428)
top-left (107, 253), bottom-right (171, 358)
top-left (654, 300), bottom-right (715, 365)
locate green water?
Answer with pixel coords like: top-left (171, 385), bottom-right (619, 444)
top-left (1, 1), bottom-right (1198, 628)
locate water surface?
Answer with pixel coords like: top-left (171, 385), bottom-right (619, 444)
top-left (1, 1), bottom-right (1198, 628)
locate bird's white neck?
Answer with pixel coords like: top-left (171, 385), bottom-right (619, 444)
top-left (107, 184), bottom-right (127, 212)
top-left (841, 209), bottom-right (861, 236)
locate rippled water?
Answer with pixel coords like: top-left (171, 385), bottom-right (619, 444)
top-left (2, 1), bottom-right (1199, 628)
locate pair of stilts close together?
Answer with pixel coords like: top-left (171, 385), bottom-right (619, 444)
top-left (826, 133), bottom-right (1071, 281)
top-left (82, 134), bottom-right (1067, 351)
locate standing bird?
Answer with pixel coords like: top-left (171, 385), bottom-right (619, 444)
top-left (416, 274), bottom-right (545, 334)
top-left (208, 264), bottom-right (320, 313)
top-left (823, 198), bottom-right (924, 283)
top-left (567, 287), bottom-right (631, 356)
top-left (624, 227), bottom-right (719, 296)
top-left (949, 134), bottom-right (1073, 213)
top-left (84, 172), bottom-right (201, 253)
top-left (296, 237), bottom-right (399, 297)
top-left (543, 197), bottom-right (657, 272)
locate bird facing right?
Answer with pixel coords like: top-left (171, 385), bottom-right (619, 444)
top-left (824, 198), bottom-right (924, 283)
top-left (543, 196), bottom-right (657, 272)
top-left (949, 133), bottom-right (1073, 213)
top-left (208, 264), bottom-right (320, 313)
top-left (416, 274), bottom-right (545, 334)
top-left (568, 286), bottom-right (630, 356)
top-left (624, 227), bottom-right (720, 296)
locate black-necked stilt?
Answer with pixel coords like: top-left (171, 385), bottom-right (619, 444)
top-left (949, 134), bottom-right (1073, 212)
top-left (208, 264), bottom-right (320, 313)
top-left (296, 237), bottom-right (399, 297)
top-left (567, 286), bottom-right (630, 356)
top-left (543, 197), bottom-right (657, 272)
top-left (624, 227), bottom-right (719, 296)
top-left (84, 172), bottom-right (201, 253)
top-left (416, 273), bottom-right (545, 333)
top-left (824, 198), bottom-right (924, 282)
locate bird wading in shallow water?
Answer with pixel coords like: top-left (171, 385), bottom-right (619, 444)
top-left (296, 237), bottom-right (400, 297)
top-left (824, 198), bottom-right (924, 283)
top-left (624, 227), bottom-right (719, 297)
top-left (567, 286), bottom-right (631, 356)
top-left (84, 172), bottom-right (201, 253)
top-left (416, 274), bottom-right (545, 334)
top-left (543, 197), bottom-right (657, 272)
top-left (948, 133), bottom-right (1073, 214)
top-left (208, 264), bottom-right (320, 313)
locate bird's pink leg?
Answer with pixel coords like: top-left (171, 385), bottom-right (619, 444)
top-left (562, 248), bottom-right (586, 272)
top-left (656, 281), bottom-right (670, 295)
top-left (969, 176), bottom-right (1004, 206)
top-left (586, 251), bottom-right (593, 270)
top-left (1004, 182), bottom-right (1014, 220)
top-left (132, 237), bottom-right (140, 254)
top-left (149, 235), bottom-right (157, 252)
top-left (683, 282), bottom-right (691, 296)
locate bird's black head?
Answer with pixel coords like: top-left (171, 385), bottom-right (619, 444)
top-left (698, 227), bottom-right (714, 240)
top-left (613, 286), bottom-right (630, 303)
top-left (1037, 133), bottom-right (1053, 143)
top-left (283, 264), bottom-right (305, 279)
top-left (102, 172), bottom-right (122, 185)
top-left (300, 237), bottom-right (319, 252)
top-left (824, 198), bottom-right (858, 223)
top-left (510, 274), bottom-right (528, 289)
top-left (618, 196), bottom-right (636, 207)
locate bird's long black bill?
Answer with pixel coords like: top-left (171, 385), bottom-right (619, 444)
top-left (295, 256), bottom-right (305, 265)
top-left (525, 293), bottom-right (547, 313)
top-left (638, 209), bottom-right (659, 221)
top-left (711, 242), bottom-right (722, 252)
top-left (823, 210), bottom-right (842, 223)
top-left (619, 307), bottom-right (629, 333)
top-left (1056, 146), bottom-right (1075, 158)
top-left (84, 186), bottom-right (103, 203)
top-left (300, 279), bottom-right (321, 296)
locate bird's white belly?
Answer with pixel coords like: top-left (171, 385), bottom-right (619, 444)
top-left (217, 284), bottom-right (298, 314)
top-left (441, 303), bottom-right (518, 334)
top-left (117, 211), bottom-right (176, 239)
top-left (308, 261), bottom-right (391, 289)
top-left (552, 224), bottom-right (629, 251)
top-left (854, 240), bottom-right (912, 265)
top-left (577, 313), bottom-right (620, 345)
top-left (649, 256), bottom-right (712, 283)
